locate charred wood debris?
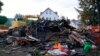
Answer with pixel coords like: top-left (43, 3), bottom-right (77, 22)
top-left (0, 20), bottom-right (99, 56)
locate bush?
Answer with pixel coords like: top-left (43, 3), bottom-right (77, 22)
top-left (0, 16), bottom-right (8, 24)
top-left (4, 20), bottom-right (11, 27)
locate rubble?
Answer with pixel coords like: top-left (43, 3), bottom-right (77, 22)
top-left (0, 20), bottom-right (100, 56)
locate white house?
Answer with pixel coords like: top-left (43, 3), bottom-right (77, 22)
top-left (39, 8), bottom-right (59, 21)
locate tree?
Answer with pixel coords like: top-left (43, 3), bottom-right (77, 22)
top-left (4, 20), bottom-right (11, 27)
top-left (77, 0), bottom-right (100, 25)
top-left (14, 14), bottom-right (23, 21)
top-left (0, 16), bottom-right (8, 24)
top-left (0, 1), bottom-right (9, 25)
top-left (76, 0), bottom-right (92, 25)
top-left (0, 1), bottom-right (3, 12)
top-left (61, 16), bottom-right (66, 20)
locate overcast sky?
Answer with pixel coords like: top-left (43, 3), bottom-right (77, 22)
top-left (0, 0), bottom-right (79, 19)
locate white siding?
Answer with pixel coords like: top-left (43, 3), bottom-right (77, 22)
top-left (40, 8), bottom-right (59, 20)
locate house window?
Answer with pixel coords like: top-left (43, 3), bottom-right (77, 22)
top-left (49, 11), bottom-right (51, 14)
top-left (46, 17), bottom-right (48, 20)
top-left (46, 12), bottom-right (48, 14)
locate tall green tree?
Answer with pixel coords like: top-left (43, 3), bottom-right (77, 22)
top-left (76, 0), bottom-right (92, 25)
top-left (77, 0), bottom-right (100, 25)
top-left (0, 1), bottom-right (8, 25)
top-left (0, 1), bottom-right (3, 12)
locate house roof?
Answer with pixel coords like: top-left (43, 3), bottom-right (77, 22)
top-left (40, 8), bottom-right (59, 17)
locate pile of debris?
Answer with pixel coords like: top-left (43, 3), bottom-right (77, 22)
top-left (0, 19), bottom-right (99, 56)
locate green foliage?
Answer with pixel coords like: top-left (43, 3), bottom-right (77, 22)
top-left (14, 14), bottom-right (23, 20)
top-left (0, 16), bottom-right (8, 24)
top-left (4, 20), bottom-right (11, 27)
top-left (77, 0), bottom-right (100, 25)
top-left (0, 1), bottom-right (3, 12)
top-left (76, 0), bottom-right (92, 22)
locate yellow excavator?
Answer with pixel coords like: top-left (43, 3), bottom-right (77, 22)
top-left (12, 15), bottom-right (39, 28)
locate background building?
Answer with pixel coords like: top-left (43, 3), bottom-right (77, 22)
top-left (39, 8), bottom-right (59, 21)
top-left (70, 19), bottom-right (81, 28)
